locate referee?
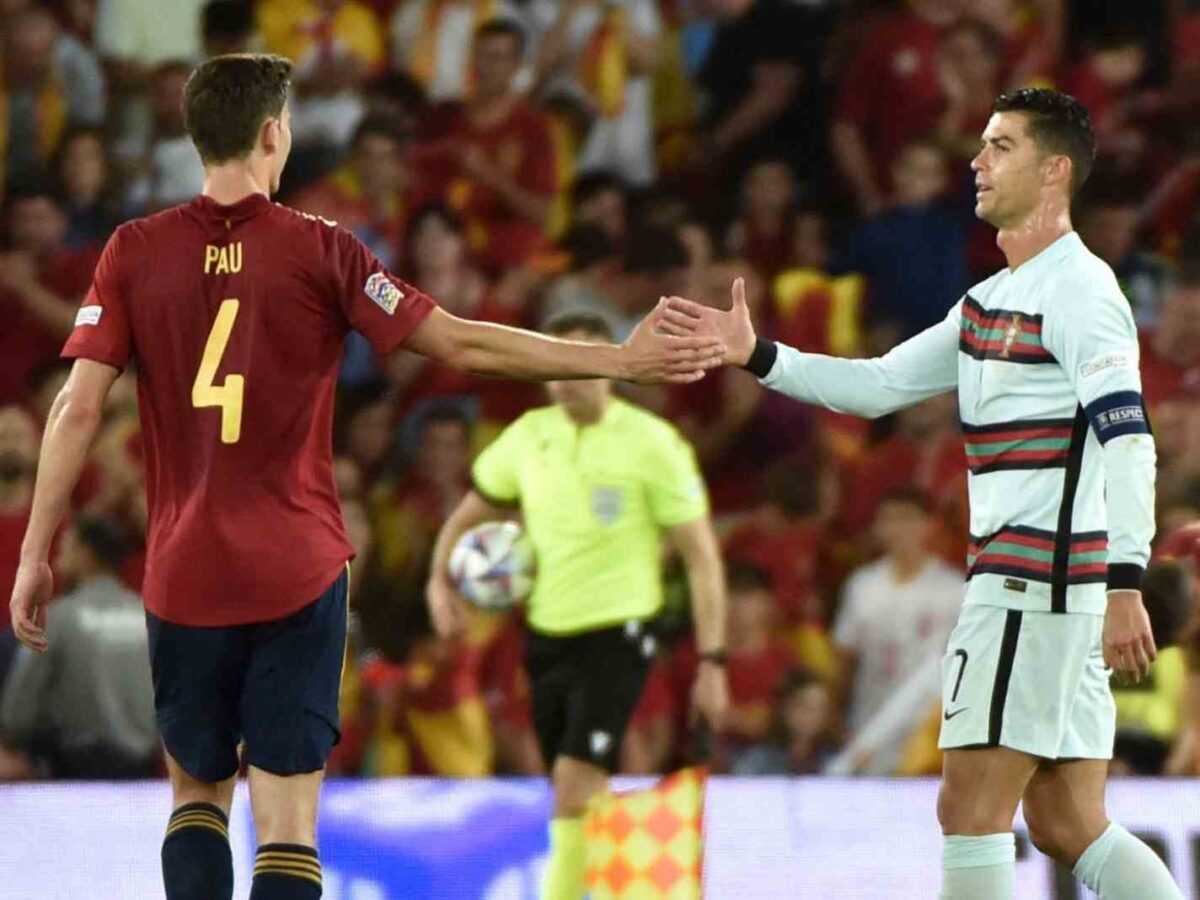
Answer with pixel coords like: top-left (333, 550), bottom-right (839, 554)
top-left (427, 312), bottom-right (730, 900)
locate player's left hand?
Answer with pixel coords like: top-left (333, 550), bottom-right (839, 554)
top-left (660, 278), bottom-right (757, 367)
top-left (10, 559), bottom-right (53, 653)
top-left (691, 660), bottom-right (730, 732)
top-left (621, 301), bottom-right (725, 384)
top-left (1103, 589), bottom-right (1157, 684)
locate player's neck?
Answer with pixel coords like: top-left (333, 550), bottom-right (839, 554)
top-left (996, 202), bottom-right (1073, 272)
top-left (202, 165), bottom-right (271, 206)
top-left (889, 553), bottom-right (928, 583)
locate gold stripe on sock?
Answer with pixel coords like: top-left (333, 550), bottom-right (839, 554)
top-left (254, 854), bottom-right (322, 871)
top-left (164, 814), bottom-right (229, 840)
top-left (253, 863), bottom-right (323, 886)
top-left (167, 810), bottom-right (227, 829)
top-left (254, 858), bottom-right (322, 876)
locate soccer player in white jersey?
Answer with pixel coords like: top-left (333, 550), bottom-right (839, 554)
top-left (662, 89), bottom-right (1183, 900)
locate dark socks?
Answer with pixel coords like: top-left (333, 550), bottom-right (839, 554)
top-left (161, 802), bottom-right (233, 900)
top-left (249, 842), bottom-right (322, 899)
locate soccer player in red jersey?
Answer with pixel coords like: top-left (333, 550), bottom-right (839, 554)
top-left (6, 54), bottom-right (722, 900)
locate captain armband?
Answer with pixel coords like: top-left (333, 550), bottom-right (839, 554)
top-left (1083, 391), bottom-right (1151, 445)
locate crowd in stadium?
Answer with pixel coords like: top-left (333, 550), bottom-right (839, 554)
top-left (1, 0), bottom-right (1200, 785)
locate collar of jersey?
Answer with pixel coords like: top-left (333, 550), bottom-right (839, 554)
top-left (192, 192), bottom-right (272, 225)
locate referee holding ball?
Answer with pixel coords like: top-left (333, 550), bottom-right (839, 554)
top-left (427, 311), bottom-right (730, 900)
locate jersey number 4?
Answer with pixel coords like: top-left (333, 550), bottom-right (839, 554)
top-left (192, 299), bottom-right (244, 444)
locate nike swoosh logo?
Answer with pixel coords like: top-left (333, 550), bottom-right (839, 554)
top-left (943, 708), bottom-right (969, 721)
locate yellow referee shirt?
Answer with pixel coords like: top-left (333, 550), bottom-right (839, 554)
top-left (472, 398), bottom-right (708, 635)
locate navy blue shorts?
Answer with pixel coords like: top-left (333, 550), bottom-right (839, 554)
top-left (146, 568), bottom-right (348, 783)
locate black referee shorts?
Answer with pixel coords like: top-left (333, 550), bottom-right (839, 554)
top-left (526, 620), bottom-right (656, 773)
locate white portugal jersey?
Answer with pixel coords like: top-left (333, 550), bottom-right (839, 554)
top-left (750, 231), bottom-right (1156, 617)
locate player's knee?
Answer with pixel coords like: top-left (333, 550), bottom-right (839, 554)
top-left (937, 782), bottom-right (1011, 836)
top-left (1022, 803), bottom-right (1099, 868)
top-left (248, 768), bottom-right (321, 846)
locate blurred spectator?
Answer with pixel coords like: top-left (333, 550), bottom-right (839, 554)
top-left (832, 489), bottom-right (962, 774)
top-left (293, 116), bottom-right (412, 267)
top-left (367, 406), bottom-right (472, 601)
top-left (935, 18), bottom-right (1007, 165)
top-left (1139, 262), bottom-right (1200, 411)
top-left (201, 0), bottom-right (257, 57)
top-left (2, 7), bottom-right (105, 191)
top-left (0, 182), bottom-right (100, 404)
top-left (0, 516), bottom-right (157, 779)
top-left (732, 669), bottom-right (834, 775)
top-left (1062, 24), bottom-right (1152, 165)
top-left (338, 383), bottom-right (398, 489)
top-left (1078, 173), bottom-right (1171, 327)
top-left (405, 203), bottom-right (490, 317)
top-left (628, 563), bottom-right (796, 773)
top-left (540, 223), bottom-right (623, 334)
top-left (694, 0), bottom-right (833, 184)
top-left (258, 0), bottom-right (385, 154)
top-left (0, 406), bottom-right (38, 688)
top-left (831, 0), bottom-right (958, 216)
top-left (529, 0), bottom-right (662, 186)
top-left (53, 126), bottom-right (119, 248)
top-left (390, 0), bottom-right (521, 104)
top-left (571, 169), bottom-right (628, 244)
top-left (417, 19), bottom-right (558, 273)
top-left (1113, 560), bottom-right (1191, 774)
top-left (836, 139), bottom-right (971, 337)
top-left (96, 0), bottom-right (204, 92)
top-left (722, 456), bottom-right (837, 636)
top-left (724, 157), bottom-right (797, 287)
top-left (837, 395), bottom-right (966, 557)
top-left (121, 61), bottom-right (205, 212)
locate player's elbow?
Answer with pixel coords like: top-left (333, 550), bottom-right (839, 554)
top-left (53, 384), bottom-right (106, 430)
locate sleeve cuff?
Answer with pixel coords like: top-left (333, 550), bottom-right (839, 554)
top-left (1107, 563), bottom-right (1145, 592)
top-left (471, 477), bottom-right (520, 510)
top-left (740, 338), bottom-right (778, 379)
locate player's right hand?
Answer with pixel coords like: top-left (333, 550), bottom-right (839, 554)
top-left (10, 559), bottom-right (53, 653)
top-left (661, 278), bottom-right (757, 367)
top-left (1103, 589), bottom-right (1157, 684)
top-left (426, 574), bottom-right (471, 638)
top-left (621, 302), bottom-right (725, 384)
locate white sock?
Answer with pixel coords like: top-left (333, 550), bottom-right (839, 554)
top-left (940, 833), bottom-right (1015, 900)
top-left (1073, 823), bottom-right (1183, 899)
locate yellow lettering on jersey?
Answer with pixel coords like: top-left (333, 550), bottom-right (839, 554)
top-left (204, 242), bottom-right (243, 275)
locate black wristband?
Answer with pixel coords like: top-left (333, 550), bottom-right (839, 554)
top-left (699, 650), bottom-right (728, 666)
top-left (1107, 563), bottom-right (1145, 592)
top-left (741, 338), bottom-right (778, 379)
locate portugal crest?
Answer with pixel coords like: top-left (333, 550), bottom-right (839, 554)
top-left (999, 314), bottom-right (1023, 358)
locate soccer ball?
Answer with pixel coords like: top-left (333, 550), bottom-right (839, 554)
top-left (447, 521), bottom-right (535, 611)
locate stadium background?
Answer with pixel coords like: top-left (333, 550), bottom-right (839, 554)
top-left (3, 0), bottom-right (1200, 897)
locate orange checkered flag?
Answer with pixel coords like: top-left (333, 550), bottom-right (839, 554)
top-left (585, 767), bottom-right (707, 900)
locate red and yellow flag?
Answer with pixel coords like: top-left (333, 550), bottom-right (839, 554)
top-left (585, 767), bottom-right (707, 900)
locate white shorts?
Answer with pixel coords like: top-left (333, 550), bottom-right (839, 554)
top-left (938, 604), bottom-right (1115, 760)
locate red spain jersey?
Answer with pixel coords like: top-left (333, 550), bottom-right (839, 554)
top-left (61, 193), bottom-right (437, 626)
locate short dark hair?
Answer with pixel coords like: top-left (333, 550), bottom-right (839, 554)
top-left (560, 223), bottom-right (617, 271)
top-left (727, 561), bottom-right (774, 595)
top-left (992, 88), bottom-right (1096, 195)
top-left (542, 311), bottom-right (614, 342)
top-left (475, 17), bottom-right (526, 55)
top-left (184, 53), bottom-right (293, 164)
top-left (420, 404), bottom-right (471, 436)
top-left (74, 515), bottom-right (132, 570)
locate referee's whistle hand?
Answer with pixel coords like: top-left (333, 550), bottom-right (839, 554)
top-left (427, 575), bottom-right (470, 638)
top-left (1103, 590), bottom-right (1157, 684)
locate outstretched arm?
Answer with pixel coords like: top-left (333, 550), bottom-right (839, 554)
top-left (663, 279), bottom-right (960, 418)
top-left (404, 305), bottom-right (723, 385)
